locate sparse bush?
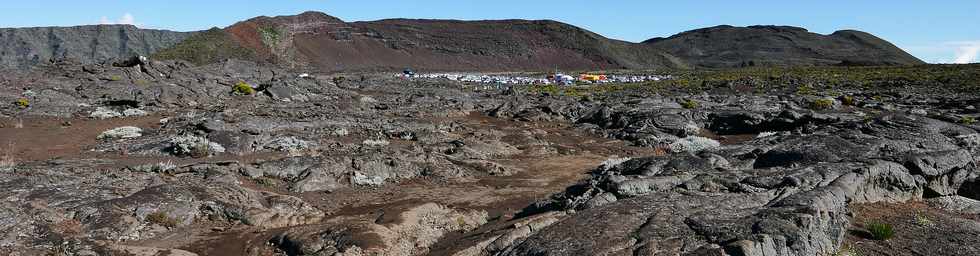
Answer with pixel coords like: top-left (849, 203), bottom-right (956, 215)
top-left (254, 177), bottom-right (276, 187)
top-left (865, 221), bottom-right (895, 240)
top-left (170, 135), bottom-right (226, 158)
top-left (960, 116), bottom-right (977, 125)
top-left (109, 75), bottom-right (122, 81)
top-left (145, 211), bottom-right (180, 228)
top-left (680, 99), bottom-right (699, 109)
top-left (811, 98), bottom-right (835, 110)
top-left (456, 216), bottom-right (468, 227)
top-left (841, 95), bottom-right (855, 106)
top-left (14, 98), bottom-right (29, 108)
top-left (913, 212), bottom-right (933, 227)
top-left (232, 81), bottom-right (255, 95)
top-left (190, 141), bottom-right (211, 158)
top-left (259, 26), bottom-right (283, 46)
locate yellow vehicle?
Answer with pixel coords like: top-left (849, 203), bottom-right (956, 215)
top-left (579, 74), bottom-right (607, 82)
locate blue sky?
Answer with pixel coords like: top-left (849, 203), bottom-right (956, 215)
top-left (2, 1), bottom-right (978, 63)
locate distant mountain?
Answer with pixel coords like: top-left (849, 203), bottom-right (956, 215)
top-left (643, 25), bottom-right (924, 67)
top-left (0, 25), bottom-right (192, 69)
top-left (200, 11), bottom-right (685, 71)
top-left (0, 12), bottom-right (924, 71)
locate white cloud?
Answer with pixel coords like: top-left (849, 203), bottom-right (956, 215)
top-left (119, 13), bottom-right (136, 25)
top-left (904, 41), bottom-right (980, 64)
top-left (98, 13), bottom-right (141, 27)
top-left (953, 42), bottom-right (980, 64)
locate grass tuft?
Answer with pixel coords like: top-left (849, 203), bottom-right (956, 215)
top-left (865, 221), bottom-right (895, 241)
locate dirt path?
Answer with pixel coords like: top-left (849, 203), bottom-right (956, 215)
top-left (0, 111), bottom-right (653, 255)
top-left (0, 115), bottom-right (165, 162)
top-left (168, 112), bottom-right (656, 255)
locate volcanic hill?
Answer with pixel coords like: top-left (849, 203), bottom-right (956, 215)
top-left (1, 11), bottom-right (924, 71)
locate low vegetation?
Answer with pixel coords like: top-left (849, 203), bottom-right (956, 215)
top-left (152, 28), bottom-right (256, 66)
top-left (811, 98), bottom-right (835, 110)
top-left (14, 98), bottom-right (29, 108)
top-left (190, 141), bottom-right (211, 158)
top-left (545, 64), bottom-right (980, 98)
top-left (680, 99), bottom-right (698, 109)
top-left (841, 95), bottom-right (855, 106)
top-left (865, 221), bottom-right (895, 240)
top-left (232, 81), bottom-right (256, 95)
top-left (259, 26), bottom-right (283, 47)
top-left (913, 212), bottom-right (933, 227)
top-left (960, 116), bottom-right (977, 125)
top-left (145, 211), bottom-right (180, 228)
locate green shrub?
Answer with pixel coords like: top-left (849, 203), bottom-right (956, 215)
top-left (680, 99), bottom-right (699, 109)
top-left (146, 211), bottom-right (180, 228)
top-left (960, 116), bottom-right (977, 125)
top-left (811, 99), bottom-right (835, 110)
top-left (254, 177), bottom-right (276, 187)
top-left (152, 28), bottom-right (256, 66)
top-left (259, 26), bottom-right (283, 46)
top-left (232, 81), bottom-right (255, 95)
top-left (14, 98), bottom-right (29, 108)
top-left (841, 95), bottom-right (855, 106)
top-left (865, 221), bottom-right (895, 240)
top-left (109, 75), bottom-right (122, 81)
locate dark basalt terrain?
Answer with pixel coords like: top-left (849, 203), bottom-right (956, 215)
top-left (2, 11), bottom-right (922, 72)
top-left (644, 25), bottom-right (925, 67)
top-left (0, 53), bottom-right (978, 256)
top-left (0, 25), bottom-right (192, 69)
